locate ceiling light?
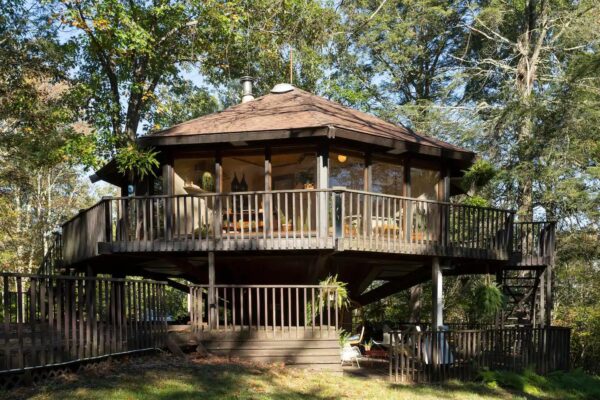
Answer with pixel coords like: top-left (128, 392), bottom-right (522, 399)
top-left (337, 154), bottom-right (347, 163)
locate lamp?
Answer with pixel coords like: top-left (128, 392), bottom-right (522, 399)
top-left (337, 154), bottom-right (347, 163)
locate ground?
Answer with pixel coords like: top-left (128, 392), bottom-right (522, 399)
top-left (3, 353), bottom-right (600, 400)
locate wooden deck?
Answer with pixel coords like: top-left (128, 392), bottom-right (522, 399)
top-left (60, 189), bottom-right (542, 266)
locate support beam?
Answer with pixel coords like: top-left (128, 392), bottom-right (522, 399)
top-left (208, 251), bottom-right (216, 329)
top-left (353, 266), bottom-right (429, 306)
top-left (432, 257), bottom-right (443, 330)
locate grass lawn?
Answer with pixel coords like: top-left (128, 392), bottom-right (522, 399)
top-left (3, 353), bottom-right (600, 400)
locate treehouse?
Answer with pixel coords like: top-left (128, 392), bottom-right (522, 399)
top-left (51, 79), bottom-right (556, 370)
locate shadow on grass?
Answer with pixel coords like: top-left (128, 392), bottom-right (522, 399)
top-left (4, 355), bottom-right (600, 400)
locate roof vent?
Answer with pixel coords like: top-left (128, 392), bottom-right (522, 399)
top-left (271, 83), bottom-right (294, 94)
top-left (240, 76), bottom-right (255, 103)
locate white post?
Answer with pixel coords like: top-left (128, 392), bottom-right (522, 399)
top-left (431, 257), bottom-right (443, 330)
top-left (317, 143), bottom-right (329, 241)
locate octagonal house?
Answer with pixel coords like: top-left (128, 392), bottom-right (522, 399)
top-left (58, 81), bottom-right (556, 370)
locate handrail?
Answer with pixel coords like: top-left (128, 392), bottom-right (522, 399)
top-left (61, 189), bottom-right (519, 264)
top-left (92, 188), bottom-right (515, 213)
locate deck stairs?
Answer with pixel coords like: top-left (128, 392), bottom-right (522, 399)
top-left (498, 267), bottom-right (545, 327)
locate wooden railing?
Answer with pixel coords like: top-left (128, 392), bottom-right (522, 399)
top-left (511, 221), bottom-right (556, 266)
top-left (37, 232), bottom-right (63, 275)
top-left (334, 189), bottom-right (514, 258)
top-left (389, 326), bottom-right (570, 383)
top-left (0, 273), bottom-right (167, 374)
top-left (189, 284), bottom-right (340, 339)
top-left (61, 189), bottom-right (516, 264)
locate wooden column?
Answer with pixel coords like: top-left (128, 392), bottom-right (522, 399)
top-left (208, 251), bottom-right (216, 330)
top-left (431, 257), bottom-right (443, 329)
top-left (403, 157), bottom-right (411, 197)
top-left (364, 152), bottom-right (372, 192)
top-left (317, 141), bottom-right (329, 241)
top-left (405, 158), bottom-right (423, 322)
top-left (264, 146), bottom-right (272, 236)
top-left (163, 159), bottom-right (174, 240)
top-left (214, 151), bottom-right (223, 247)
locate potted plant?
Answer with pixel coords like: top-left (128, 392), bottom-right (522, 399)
top-left (280, 212), bottom-right (293, 232)
top-left (201, 171), bottom-right (214, 192)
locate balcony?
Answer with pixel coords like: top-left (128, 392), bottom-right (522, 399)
top-left (61, 189), bottom-right (554, 267)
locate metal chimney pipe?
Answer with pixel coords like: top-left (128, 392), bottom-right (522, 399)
top-left (240, 76), bottom-right (255, 103)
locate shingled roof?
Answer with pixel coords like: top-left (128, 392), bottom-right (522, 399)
top-left (141, 86), bottom-right (472, 158)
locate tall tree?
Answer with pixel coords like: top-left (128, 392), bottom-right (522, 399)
top-left (330, 0), bottom-right (469, 136)
top-left (461, 0), bottom-right (600, 218)
top-left (56, 0), bottom-right (337, 175)
top-left (0, 0), bottom-right (100, 272)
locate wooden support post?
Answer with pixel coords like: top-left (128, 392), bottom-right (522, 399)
top-left (317, 141), bottom-right (329, 241)
top-left (208, 252), bottom-right (216, 330)
top-left (214, 151), bottom-right (223, 247)
top-left (544, 264), bottom-right (552, 327)
top-left (264, 146), bottom-right (272, 236)
top-left (431, 257), bottom-right (443, 330)
top-left (163, 159), bottom-right (174, 241)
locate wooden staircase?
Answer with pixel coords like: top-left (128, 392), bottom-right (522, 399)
top-left (498, 268), bottom-right (544, 327)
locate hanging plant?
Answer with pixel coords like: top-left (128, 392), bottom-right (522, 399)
top-left (473, 277), bottom-right (505, 320)
top-left (319, 274), bottom-right (350, 310)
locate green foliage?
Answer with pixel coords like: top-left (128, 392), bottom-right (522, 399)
top-left (461, 159), bottom-right (496, 195)
top-left (162, 285), bottom-right (189, 323)
top-left (473, 281), bottom-right (504, 320)
top-left (320, 274), bottom-right (350, 310)
top-left (148, 81), bottom-right (220, 132)
top-left (115, 145), bottom-right (160, 180)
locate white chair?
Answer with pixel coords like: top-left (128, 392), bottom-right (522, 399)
top-left (340, 343), bottom-right (362, 367)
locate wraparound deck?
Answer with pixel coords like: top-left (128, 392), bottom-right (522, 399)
top-left (61, 188), bottom-right (554, 268)
top-left (62, 189), bottom-right (513, 262)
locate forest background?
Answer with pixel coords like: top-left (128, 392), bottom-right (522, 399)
top-left (0, 0), bottom-right (598, 372)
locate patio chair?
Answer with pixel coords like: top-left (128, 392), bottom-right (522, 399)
top-left (348, 326), bottom-right (365, 347)
top-left (340, 343), bottom-right (362, 367)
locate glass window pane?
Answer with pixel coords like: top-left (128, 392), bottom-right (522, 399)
top-left (272, 150), bottom-right (316, 190)
top-left (174, 157), bottom-right (215, 194)
top-left (372, 160), bottom-right (404, 196)
top-left (329, 151), bottom-right (364, 190)
top-left (223, 154), bottom-right (264, 192)
top-left (411, 168), bottom-right (439, 200)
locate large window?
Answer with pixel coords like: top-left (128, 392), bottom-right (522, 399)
top-left (329, 150), bottom-right (364, 190)
top-left (174, 157), bottom-right (215, 194)
top-left (271, 150), bottom-right (317, 190)
top-left (372, 159), bottom-right (404, 196)
top-left (222, 153), bottom-right (264, 192)
top-left (411, 167), bottom-right (439, 201)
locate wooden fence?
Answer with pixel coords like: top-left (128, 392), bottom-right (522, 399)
top-left (389, 326), bottom-right (570, 383)
top-left (0, 273), bottom-right (167, 374)
top-left (62, 189), bottom-right (516, 264)
top-left (190, 284), bottom-right (340, 339)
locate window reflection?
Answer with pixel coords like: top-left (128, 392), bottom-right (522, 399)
top-left (174, 157), bottom-right (215, 194)
top-left (271, 150), bottom-right (316, 190)
top-left (411, 168), bottom-right (439, 200)
top-left (329, 151), bottom-right (364, 190)
top-left (222, 154), bottom-right (264, 192)
top-left (372, 160), bottom-right (404, 196)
